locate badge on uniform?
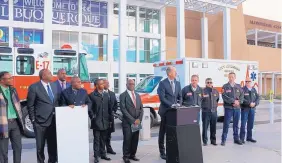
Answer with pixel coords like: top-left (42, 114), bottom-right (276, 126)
top-left (187, 92), bottom-right (192, 96)
top-left (226, 90), bottom-right (231, 93)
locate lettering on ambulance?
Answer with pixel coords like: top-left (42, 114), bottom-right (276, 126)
top-left (35, 61), bottom-right (49, 70)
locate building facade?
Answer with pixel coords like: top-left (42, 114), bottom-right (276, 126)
top-left (0, 0), bottom-right (281, 95)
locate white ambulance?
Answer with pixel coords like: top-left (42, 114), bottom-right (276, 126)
top-left (135, 58), bottom-right (259, 126)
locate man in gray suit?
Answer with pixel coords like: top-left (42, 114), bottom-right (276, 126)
top-left (157, 66), bottom-right (182, 160)
top-left (27, 69), bottom-right (59, 163)
top-left (120, 79), bottom-right (144, 163)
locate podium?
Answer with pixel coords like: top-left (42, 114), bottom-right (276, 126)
top-left (165, 106), bottom-right (203, 163)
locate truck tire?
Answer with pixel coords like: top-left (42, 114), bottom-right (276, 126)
top-left (22, 106), bottom-right (35, 138)
top-left (150, 112), bottom-right (154, 128)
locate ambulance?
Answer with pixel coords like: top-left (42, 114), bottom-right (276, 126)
top-left (135, 58), bottom-right (259, 127)
top-left (0, 44), bottom-right (94, 137)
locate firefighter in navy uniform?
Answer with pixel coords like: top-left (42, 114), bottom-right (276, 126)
top-left (239, 77), bottom-right (260, 144)
top-left (201, 78), bottom-right (219, 146)
top-left (221, 72), bottom-right (244, 146)
top-left (181, 75), bottom-right (203, 123)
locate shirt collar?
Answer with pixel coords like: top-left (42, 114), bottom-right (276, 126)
top-left (0, 85), bottom-right (9, 92)
top-left (168, 78), bottom-right (175, 83)
top-left (127, 89), bottom-right (134, 94)
top-left (104, 89), bottom-right (109, 93)
top-left (41, 80), bottom-right (50, 87)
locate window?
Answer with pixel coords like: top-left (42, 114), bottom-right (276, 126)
top-left (0, 27), bottom-right (9, 46)
top-left (53, 57), bottom-right (77, 75)
top-left (52, 0), bottom-right (79, 25)
top-left (139, 8), bottom-right (160, 34)
top-left (113, 4), bottom-right (136, 33)
top-left (113, 36), bottom-right (136, 62)
top-left (52, 31), bottom-right (79, 49)
top-left (16, 56), bottom-right (35, 75)
top-left (139, 38), bottom-right (160, 63)
top-left (14, 28), bottom-right (43, 47)
top-left (135, 76), bottom-right (162, 93)
top-left (13, 0), bottom-right (44, 23)
top-left (82, 33), bottom-right (107, 61)
top-left (82, 0), bottom-right (108, 28)
top-left (0, 55), bottom-right (13, 74)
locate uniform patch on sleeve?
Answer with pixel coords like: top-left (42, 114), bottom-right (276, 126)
top-left (226, 90), bottom-right (231, 93)
top-left (187, 93), bottom-right (192, 96)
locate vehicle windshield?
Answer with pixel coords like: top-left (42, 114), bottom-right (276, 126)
top-left (135, 76), bottom-right (162, 93)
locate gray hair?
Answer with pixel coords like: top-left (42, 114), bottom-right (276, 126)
top-left (191, 74), bottom-right (199, 79)
top-left (205, 78), bottom-right (212, 82)
top-left (166, 66), bottom-right (175, 76)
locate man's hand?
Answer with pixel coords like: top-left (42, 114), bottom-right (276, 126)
top-left (134, 119), bottom-right (140, 125)
top-left (82, 104), bottom-right (86, 108)
top-left (69, 105), bottom-right (75, 108)
top-left (234, 100), bottom-right (240, 106)
top-left (250, 102), bottom-right (255, 108)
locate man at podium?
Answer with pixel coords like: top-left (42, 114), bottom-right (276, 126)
top-left (157, 66), bottom-right (182, 160)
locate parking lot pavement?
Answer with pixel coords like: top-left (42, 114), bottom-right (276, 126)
top-left (10, 122), bottom-right (281, 163)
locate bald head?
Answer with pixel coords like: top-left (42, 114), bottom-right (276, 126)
top-left (71, 76), bottom-right (81, 90)
top-left (126, 79), bottom-right (135, 91)
top-left (166, 66), bottom-right (177, 80)
top-left (39, 69), bottom-right (52, 82)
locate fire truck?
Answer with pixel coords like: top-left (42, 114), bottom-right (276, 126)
top-left (0, 44), bottom-right (94, 137)
top-left (134, 58), bottom-right (259, 127)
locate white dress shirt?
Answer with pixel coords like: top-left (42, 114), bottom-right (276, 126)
top-left (41, 80), bottom-right (54, 96)
top-left (127, 89), bottom-right (136, 104)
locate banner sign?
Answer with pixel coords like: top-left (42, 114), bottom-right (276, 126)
top-left (82, 0), bottom-right (107, 28)
top-left (14, 0), bottom-right (44, 23)
top-left (0, 0), bottom-right (9, 20)
top-left (52, 0), bottom-right (79, 26)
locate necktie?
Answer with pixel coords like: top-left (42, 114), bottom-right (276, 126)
top-left (47, 85), bottom-right (54, 103)
top-left (131, 91), bottom-right (136, 108)
top-left (170, 81), bottom-right (175, 94)
top-left (61, 82), bottom-right (65, 90)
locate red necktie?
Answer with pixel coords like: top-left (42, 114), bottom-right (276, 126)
top-left (61, 82), bottom-right (65, 90)
top-left (131, 91), bottom-right (136, 108)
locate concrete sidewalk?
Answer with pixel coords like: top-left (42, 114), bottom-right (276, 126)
top-left (14, 122), bottom-right (281, 163)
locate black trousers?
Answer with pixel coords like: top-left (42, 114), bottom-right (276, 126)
top-left (122, 125), bottom-right (139, 158)
top-left (0, 120), bottom-right (22, 163)
top-left (34, 117), bottom-right (57, 163)
top-left (202, 111), bottom-right (217, 143)
top-left (158, 116), bottom-right (166, 154)
top-left (105, 130), bottom-right (113, 151)
top-left (93, 130), bottom-right (107, 159)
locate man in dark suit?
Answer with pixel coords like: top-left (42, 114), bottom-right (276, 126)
top-left (27, 69), bottom-right (59, 163)
top-left (60, 76), bottom-right (91, 109)
top-left (103, 79), bottom-right (117, 155)
top-left (53, 69), bottom-right (70, 94)
top-left (157, 66), bottom-right (182, 160)
top-left (120, 79), bottom-right (144, 163)
top-left (89, 79), bottom-right (112, 163)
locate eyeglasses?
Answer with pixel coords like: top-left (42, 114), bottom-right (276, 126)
top-left (245, 81), bottom-right (251, 83)
top-left (206, 82), bottom-right (213, 84)
top-left (1, 77), bottom-right (13, 80)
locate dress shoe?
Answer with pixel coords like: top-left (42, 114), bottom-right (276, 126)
top-left (94, 158), bottom-right (99, 163)
top-left (160, 153), bottom-right (166, 160)
top-left (241, 140), bottom-right (245, 144)
top-left (211, 141), bottom-right (217, 146)
top-left (107, 150), bottom-right (116, 155)
top-left (203, 143), bottom-right (208, 146)
top-left (101, 156), bottom-right (111, 161)
top-left (247, 139), bottom-right (257, 143)
top-left (234, 140), bottom-right (243, 145)
top-left (123, 157), bottom-right (131, 163)
top-left (221, 141), bottom-right (225, 146)
top-left (129, 156), bottom-right (140, 161)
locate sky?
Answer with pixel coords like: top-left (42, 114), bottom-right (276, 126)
top-left (243, 0), bottom-right (282, 23)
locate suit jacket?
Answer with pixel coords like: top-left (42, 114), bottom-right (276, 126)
top-left (53, 80), bottom-right (70, 95)
top-left (106, 90), bottom-right (118, 132)
top-left (119, 91), bottom-right (143, 127)
top-left (89, 90), bottom-right (111, 131)
top-left (27, 81), bottom-right (59, 126)
top-left (60, 87), bottom-right (92, 108)
top-left (157, 78), bottom-right (182, 117)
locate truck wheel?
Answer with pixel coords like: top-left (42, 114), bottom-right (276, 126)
top-left (22, 106), bottom-right (35, 138)
top-left (150, 113), bottom-right (155, 128)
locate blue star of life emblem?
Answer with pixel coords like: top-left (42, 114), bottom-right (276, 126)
top-left (250, 72), bottom-right (256, 81)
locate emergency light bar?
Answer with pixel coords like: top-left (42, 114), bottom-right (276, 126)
top-left (153, 59), bottom-right (184, 67)
top-left (0, 47), bottom-right (12, 53)
top-left (17, 48), bottom-right (34, 54)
